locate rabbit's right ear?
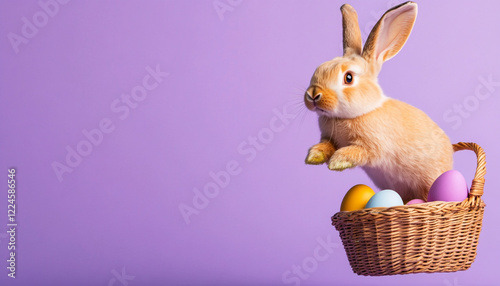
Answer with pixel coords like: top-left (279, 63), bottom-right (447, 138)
top-left (341, 4), bottom-right (362, 56)
top-left (362, 1), bottom-right (417, 70)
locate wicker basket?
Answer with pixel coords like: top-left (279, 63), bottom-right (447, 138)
top-left (331, 142), bottom-right (486, 276)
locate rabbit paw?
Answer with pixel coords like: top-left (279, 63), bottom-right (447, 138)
top-left (328, 158), bottom-right (356, 171)
top-left (305, 148), bottom-right (328, 165)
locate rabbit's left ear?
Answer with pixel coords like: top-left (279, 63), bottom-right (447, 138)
top-left (341, 4), bottom-right (362, 56)
top-left (362, 1), bottom-right (417, 66)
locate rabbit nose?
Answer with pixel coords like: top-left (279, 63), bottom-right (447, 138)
top-left (313, 93), bottom-right (322, 102)
top-left (306, 92), bottom-right (322, 103)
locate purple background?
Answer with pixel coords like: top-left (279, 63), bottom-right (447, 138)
top-left (1, 0), bottom-right (499, 285)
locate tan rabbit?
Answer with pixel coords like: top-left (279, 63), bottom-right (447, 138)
top-left (304, 1), bottom-right (453, 202)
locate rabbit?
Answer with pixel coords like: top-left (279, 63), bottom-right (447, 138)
top-left (304, 1), bottom-right (453, 202)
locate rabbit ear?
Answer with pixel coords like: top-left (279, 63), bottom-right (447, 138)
top-left (362, 1), bottom-right (417, 67)
top-left (341, 4), bottom-right (362, 56)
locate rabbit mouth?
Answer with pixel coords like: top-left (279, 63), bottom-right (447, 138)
top-left (315, 107), bottom-right (329, 113)
top-left (314, 106), bottom-right (334, 117)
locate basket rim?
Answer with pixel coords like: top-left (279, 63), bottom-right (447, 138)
top-left (332, 199), bottom-right (485, 220)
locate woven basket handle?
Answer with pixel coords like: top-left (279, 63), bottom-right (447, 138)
top-left (453, 142), bottom-right (486, 206)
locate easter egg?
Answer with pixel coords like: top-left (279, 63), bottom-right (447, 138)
top-left (406, 199), bottom-right (426, 205)
top-left (427, 170), bottom-right (468, 202)
top-left (364, 189), bottom-right (404, 209)
top-left (340, 184), bottom-right (375, 211)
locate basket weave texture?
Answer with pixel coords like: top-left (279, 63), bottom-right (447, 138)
top-left (331, 142), bottom-right (486, 276)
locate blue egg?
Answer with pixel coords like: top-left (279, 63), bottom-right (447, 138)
top-left (364, 189), bottom-right (404, 209)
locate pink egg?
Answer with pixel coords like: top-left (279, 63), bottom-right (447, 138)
top-left (427, 170), bottom-right (469, 202)
top-left (407, 199), bottom-right (426, 205)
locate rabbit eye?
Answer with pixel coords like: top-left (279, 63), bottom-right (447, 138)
top-left (344, 72), bottom-right (353, 85)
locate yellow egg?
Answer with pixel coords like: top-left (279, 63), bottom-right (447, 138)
top-left (340, 184), bottom-right (375, 211)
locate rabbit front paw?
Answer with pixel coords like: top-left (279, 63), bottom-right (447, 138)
top-left (327, 146), bottom-right (366, 171)
top-left (328, 159), bottom-right (355, 171)
top-left (305, 142), bottom-right (335, 165)
top-left (305, 148), bottom-right (328, 165)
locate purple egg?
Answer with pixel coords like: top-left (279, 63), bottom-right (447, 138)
top-left (407, 199), bottom-right (426, 205)
top-left (427, 170), bottom-right (469, 202)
